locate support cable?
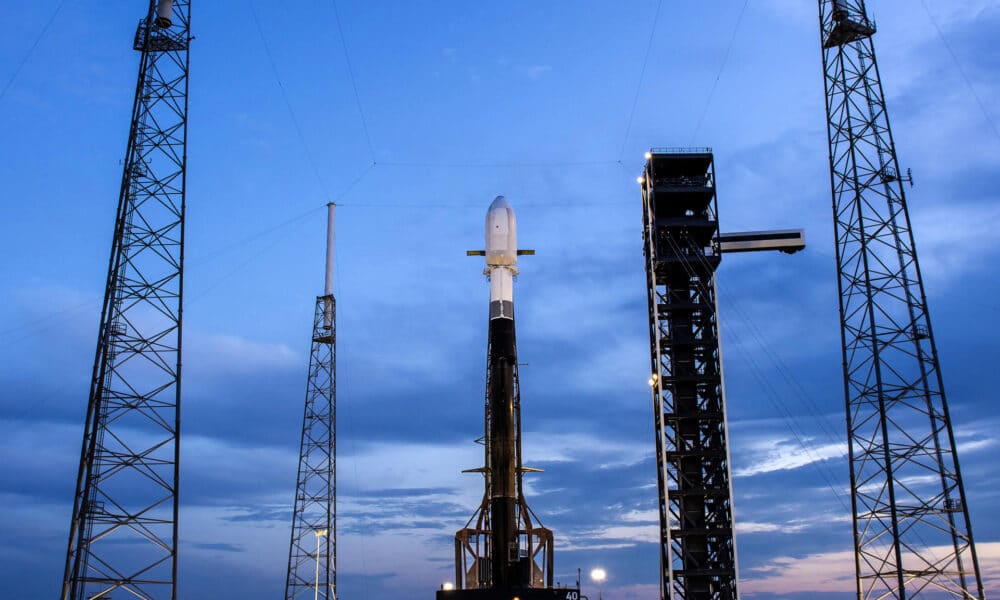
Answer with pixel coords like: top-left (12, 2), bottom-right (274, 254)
top-left (188, 220), bottom-right (313, 303)
top-left (193, 205), bottom-right (328, 266)
top-left (330, 0), bottom-right (377, 162)
top-left (377, 159), bottom-right (619, 168)
top-left (617, 0), bottom-right (663, 161)
top-left (188, 162), bottom-right (373, 301)
top-left (674, 235), bottom-right (849, 511)
top-left (208, 163), bottom-right (372, 265)
top-left (688, 0), bottom-right (752, 144)
top-left (0, 0), bottom-right (68, 103)
top-left (715, 282), bottom-right (844, 448)
top-left (6, 166), bottom-right (355, 344)
top-left (249, 0), bottom-right (333, 197)
top-left (330, 248), bottom-right (372, 600)
top-left (0, 299), bottom-right (95, 341)
top-left (918, 0), bottom-right (1000, 146)
top-left (722, 322), bottom-right (851, 511)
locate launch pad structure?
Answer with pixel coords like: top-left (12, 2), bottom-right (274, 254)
top-left (46, 2), bottom-right (991, 600)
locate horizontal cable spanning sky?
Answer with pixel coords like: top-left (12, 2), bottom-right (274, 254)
top-left (0, 2), bottom-right (999, 599)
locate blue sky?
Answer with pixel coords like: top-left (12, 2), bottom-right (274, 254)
top-left (1, 1), bottom-right (999, 599)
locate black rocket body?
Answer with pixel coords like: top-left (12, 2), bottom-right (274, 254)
top-left (487, 315), bottom-right (518, 588)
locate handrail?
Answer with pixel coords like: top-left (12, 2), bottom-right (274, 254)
top-left (648, 146), bottom-right (713, 155)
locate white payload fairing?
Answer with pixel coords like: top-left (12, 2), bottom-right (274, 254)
top-left (485, 196), bottom-right (518, 321)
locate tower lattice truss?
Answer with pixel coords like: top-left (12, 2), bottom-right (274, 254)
top-left (285, 296), bottom-right (337, 600)
top-left (819, 1), bottom-right (983, 597)
top-left (62, 2), bottom-right (191, 599)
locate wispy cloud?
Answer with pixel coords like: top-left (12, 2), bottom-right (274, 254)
top-left (521, 431), bottom-right (649, 469)
top-left (186, 332), bottom-right (300, 374)
top-left (738, 521), bottom-right (802, 535)
top-left (518, 64), bottom-right (552, 81)
top-left (741, 547), bottom-right (855, 595)
top-left (742, 541), bottom-right (1000, 596)
top-left (734, 437), bottom-right (847, 478)
top-left (606, 583), bottom-right (662, 600)
top-left (592, 524), bottom-right (659, 545)
top-left (911, 202), bottom-right (1000, 284)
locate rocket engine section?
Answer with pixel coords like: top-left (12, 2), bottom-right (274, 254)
top-left (439, 197), bottom-right (578, 600)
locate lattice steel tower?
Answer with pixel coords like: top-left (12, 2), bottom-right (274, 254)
top-left (285, 204), bottom-right (338, 600)
top-left (640, 150), bottom-right (737, 600)
top-left (819, 1), bottom-right (983, 598)
top-left (61, 2), bottom-right (190, 599)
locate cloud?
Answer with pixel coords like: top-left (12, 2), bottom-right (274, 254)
top-left (739, 521), bottom-right (797, 535)
top-left (591, 524), bottom-right (659, 545)
top-left (734, 437), bottom-right (847, 478)
top-left (518, 64), bottom-right (552, 81)
top-left (186, 332), bottom-right (300, 375)
top-left (605, 583), bottom-right (662, 600)
top-left (521, 431), bottom-right (649, 469)
top-left (737, 512), bottom-right (852, 536)
top-left (742, 541), bottom-right (1000, 597)
top-left (910, 202), bottom-right (1000, 285)
top-left (618, 509), bottom-right (658, 523)
top-left (741, 548), bottom-right (856, 595)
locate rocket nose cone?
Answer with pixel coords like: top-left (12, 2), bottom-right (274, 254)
top-left (485, 195), bottom-right (517, 266)
top-left (490, 195), bottom-right (511, 211)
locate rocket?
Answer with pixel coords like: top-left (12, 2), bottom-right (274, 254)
top-left (483, 196), bottom-right (521, 589)
top-left (464, 196), bottom-right (527, 589)
top-left (441, 197), bottom-right (580, 600)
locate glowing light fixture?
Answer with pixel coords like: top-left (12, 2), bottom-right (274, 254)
top-left (591, 568), bottom-right (607, 600)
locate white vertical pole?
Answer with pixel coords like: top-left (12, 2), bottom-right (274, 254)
top-left (324, 203), bottom-right (336, 329)
top-left (155, 0), bottom-right (174, 27)
top-left (315, 531), bottom-right (321, 600)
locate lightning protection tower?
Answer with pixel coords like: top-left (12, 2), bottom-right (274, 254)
top-left (61, 2), bottom-right (191, 599)
top-left (819, 1), bottom-right (983, 598)
top-left (285, 204), bottom-right (338, 600)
